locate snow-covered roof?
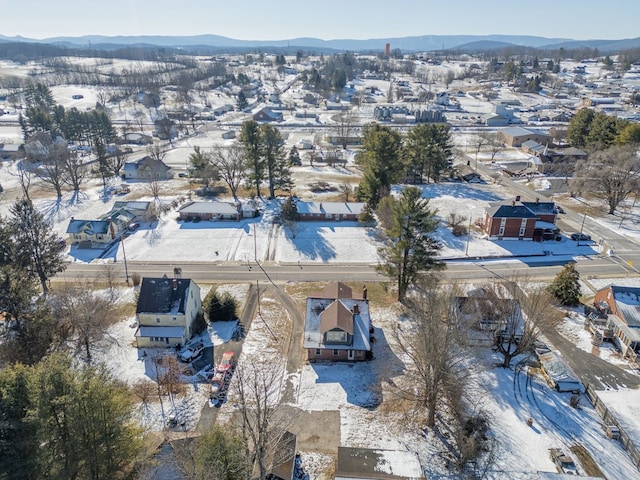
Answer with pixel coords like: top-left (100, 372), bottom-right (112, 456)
top-left (335, 447), bottom-right (425, 480)
top-left (66, 219), bottom-right (110, 235)
top-left (296, 201), bottom-right (365, 216)
top-left (304, 296), bottom-right (370, 351)
top-left (611, 285), bottom-right (640, 328)
top-left (179, 201), bottom-right (238, 216)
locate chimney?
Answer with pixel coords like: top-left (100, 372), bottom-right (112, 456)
top-left (362, 285), bottom-right (368, 300)
top-left (353, 304), bottom-right (360, 315)
top-left (319, 202), bottom-right (323, 211)
top-left (536, 197), bottom-right (540, 204)
top-left (172, 278), bottom-right (177, 290)
top-left (512, 200), bottom-right (515, 207)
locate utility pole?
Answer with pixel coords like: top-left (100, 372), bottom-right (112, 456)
top-left (121, 236), bottom-right (130, 285)
top-left (577, 212), bottom-right (587, 247)
top-left (465, 214), bottom-right (474, 256)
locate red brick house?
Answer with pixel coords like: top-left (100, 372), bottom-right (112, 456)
top-left (303, 282), bottom-right (371, 361)
top-left (483, 199), bottom-right (559, 240)
top-left (592, 285), bottom-right (640, 359)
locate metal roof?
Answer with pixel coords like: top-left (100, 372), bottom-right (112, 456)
top-left (136, 326), bottom-right (185, 338)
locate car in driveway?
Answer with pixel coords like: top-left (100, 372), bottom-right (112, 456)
top-left (549, 448), bottom-right (578, 475)
top-left (179, 343), bottom-right (204, 362)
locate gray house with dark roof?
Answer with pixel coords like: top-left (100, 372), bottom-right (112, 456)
top-left (134, 276), bottom-right (202, 348)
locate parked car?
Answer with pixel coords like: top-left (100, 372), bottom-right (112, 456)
top-left (570, 232), bottom-right (591, 241)
top-left (549, 448), bottom-right (578, 475)
top-left (217, 351), bottom-right (236, 372)
top-left (128, 222), bottom-right (140, 231)
top-left (179, 343), bottom-right (204, 362)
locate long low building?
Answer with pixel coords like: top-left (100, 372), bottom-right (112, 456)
top-left (296, 201), bottom-right (365, 221)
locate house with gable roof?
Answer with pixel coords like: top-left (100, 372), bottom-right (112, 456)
top-left (134, 276), bottom-right (202, 349)
top-left (592, 285), bottom-right (640, 359)
top-left (303, 282), bottom-right (371, 361)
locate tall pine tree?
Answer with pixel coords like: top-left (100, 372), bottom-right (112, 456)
top-left (547, 262), bottom-right (581, 306)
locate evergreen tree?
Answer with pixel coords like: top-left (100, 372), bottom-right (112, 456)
top-left (239, 120), bottom-right (264, 198)
top-left (377, 187), bottom-right (444, 302)
top-left (8, 199), bottom-right (67, 294)
top-left (616, 123), bottom-right (640, 145)
top-left (566, 108), bottom-right (595, 148)
top-left (0, 365), bottom-right (39, 480)
top-left (355, 123), bottom-right (403, 208)
top-left (260, 124), bottom-right (286, 198)
top-left (404, 123), bottom-right (452, 184)
top-left (287, 145), bottom-right (301, 166)
top-left (280, 197), bottom-right (299, 223)
top-left (204, 290), bottom-right (237, 322)
top-left (29, 354), bottom-right (143, 480)
top-left (93, 138), bottom-right (110, 191)
top-left (182, 425), bottom-right (251, 480)
top-left (547, 262), bottom-right (581, 306)
top-left (236, 90), bottom-right (248, 111)
top-left (587, 113), bottom-right (626, 150)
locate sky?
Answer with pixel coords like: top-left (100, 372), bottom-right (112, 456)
top-left (1, 0), bottom-right (638, 41)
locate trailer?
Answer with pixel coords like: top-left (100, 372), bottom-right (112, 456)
top-left (536, 348), bottom-right (585, 393)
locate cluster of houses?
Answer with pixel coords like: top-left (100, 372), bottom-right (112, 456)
top-left (66, 201), bottom-right (151, 247)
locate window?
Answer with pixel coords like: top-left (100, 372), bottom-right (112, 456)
top-left (325, 330), bottom-right (348, 343)
top-left (156, 318), bottom-right (160, 323)
top-left (172, 317), bottom-right (177, 321)
top-left (315, 349), bottom-right (321, 355)
top-left (519, 219), bottom-right (527, 237)
top-left (333, 349), bottom-right (339, 356)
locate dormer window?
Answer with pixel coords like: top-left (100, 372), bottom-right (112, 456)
top-left (325, 330), bottom-right (348, 344)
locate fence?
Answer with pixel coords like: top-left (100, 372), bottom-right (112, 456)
top-left (585, 384), bottom-right (640, 469)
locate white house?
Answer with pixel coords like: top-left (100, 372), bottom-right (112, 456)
top-left (134, 276), bottom-right (202, 348)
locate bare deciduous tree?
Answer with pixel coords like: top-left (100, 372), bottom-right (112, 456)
top-left (63, 151), bottom-right (87, 192)
top-left (484, 133), bottom-right (505, 163)
top-left (212, 144), bottom-right (246, 200)
top-left (339, 182), bottom-right (353, 202)
top-left (34, 142), bottom-right (68, 198)
top-left (52, 281), bottom-right (115, 363)
top-left (11, 162), bottom-right (34, 202)
top-left (335, 108), bottom-right (356, 149)
top-left (570, 145), bottom-right (640, 214)
top-left (465, 281), bottom-right (560, 368)
top-left (392, 276), bottom-right (472, 428)
top-left (230, 359), bottom-right (295, 480)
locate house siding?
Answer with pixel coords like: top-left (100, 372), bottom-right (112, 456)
top-left (484, 215), bottom-right (536, 239)
top-left (135, 280), bottom-right (201, 349)
top-left (306, 348), bottom-right (366, 361)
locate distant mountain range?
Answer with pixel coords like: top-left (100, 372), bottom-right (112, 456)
top-left (1, 33), bottom-right (639, 53)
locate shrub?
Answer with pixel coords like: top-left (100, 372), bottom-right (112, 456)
top-left (203, 290), bottom-right (237, 322)
top-left (131, 272), bottom-right (141, 286)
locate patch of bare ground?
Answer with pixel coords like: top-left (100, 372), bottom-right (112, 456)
top-left (570, 443), bottom-right (606, 478)
top-left (284, 281), bottom-right (395, 310)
